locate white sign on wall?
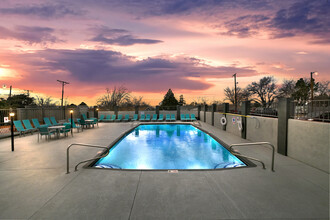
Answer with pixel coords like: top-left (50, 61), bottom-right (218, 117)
top-left (232, 117), bottom-right (236, 124)
top-left (4, 117), bottom-right (9, 123)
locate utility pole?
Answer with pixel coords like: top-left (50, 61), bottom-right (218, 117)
top-left (9, 85), bottom-right (12, 98)
top-left (233, 73), bottom-right (237, 112)
top-left (57, 80), bottom-right (70, 119)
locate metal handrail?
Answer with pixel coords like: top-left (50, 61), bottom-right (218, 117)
top-left (66, 143), bottom-right (109, 174)
top-left (229, 142), bottom-right (275, 172)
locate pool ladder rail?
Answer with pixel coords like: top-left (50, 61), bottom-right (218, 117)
top-left (229, 142), bottom-right (275, 172)
top-left (66, 143), bottom-right (110, 174)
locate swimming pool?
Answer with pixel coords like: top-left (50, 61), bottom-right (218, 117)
top-left (93, 124), bottom-right (248, 170)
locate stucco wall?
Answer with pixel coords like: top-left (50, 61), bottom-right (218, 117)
top-left (287, 119), bottom-right (330, 173)
top-left (214, 113), bottom-right (225, 129)
top-left (223, 115), bottom-right (242, 137)
top-left (246, 116), bottom-right (278, 151)
top-left (200, 111), bottom-right (205, 122)
top-left (205, 112), bottom-right (212, 125)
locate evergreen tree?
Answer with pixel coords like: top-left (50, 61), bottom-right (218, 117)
top-left (292, 78), bottom-right (318, 101)
top-left (160, 89), bottom-right (179, 107)
top-left (6, 94), bottom-right (35, 108)
top-left (178, 95), bottom-right (186, 106)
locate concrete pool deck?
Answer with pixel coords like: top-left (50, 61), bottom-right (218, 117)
top-left (0, 122), bottom-right (328, 220)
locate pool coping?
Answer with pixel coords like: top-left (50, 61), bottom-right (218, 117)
top-left (83, 122), bottom-right (256, 171)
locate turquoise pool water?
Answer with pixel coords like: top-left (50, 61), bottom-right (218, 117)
top-left (94, 124), bottom-right (246, 170)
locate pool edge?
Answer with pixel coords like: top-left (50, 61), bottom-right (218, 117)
top-left (83, 122), bottom-right (256, 171)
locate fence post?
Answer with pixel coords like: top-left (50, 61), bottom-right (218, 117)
top-left (114, 106), bottom-right (118, 117)
top-left (135, 105), bottom-right (139, 115)
top-left (277, 98), bottom-right (291, 155)
top-left (204, 105), bottom-right (208, 122)
top-left (93, 106), bottom-right (98, 119)
top-left (223, 103), bottom-right (229, 131)
top-left (177, 105), bottom-right (180, 120)
top-left (156, 106), bottom-right (159, 117)
top-left (197, 105), bottom-right (201, 120)
top-left (240, 101), bottom-right (250, 139)
top-left (212, 104), bottom-right (216, 126)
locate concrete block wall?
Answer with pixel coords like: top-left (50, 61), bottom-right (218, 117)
top-left (288, 119), bottom-right (330, 173)
top-left (247, 116), bottom-right (278, 151)
top-left (181, 110), bottom-right (198, 117)
top-left (158, 110), bottom-right (177, 118)
top-left (99, 111), bottom-right (115, 117)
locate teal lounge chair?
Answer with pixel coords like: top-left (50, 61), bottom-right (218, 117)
top-left (139, 114), bottom-right (146, 121)
top-left (32, 118), bottom-right (41, 128)
top-left (165, 114), bottom-right (171, 121)
top-left (171, 114), bottom-right (176, 121)
top-left (37, 125), bottom-right (55, 142)
top-left (77, 118), bottom-right (84, 128)
top-left (44, 117), bottom-right (52, 126)
top-left (145, 114), bottom-right (151, 121)
top-left (116, 114), bottom-right (123, 122)
top-left (69, 118), bottom-right (82, 132)
top-left (151, 114), bottom-right (157, 121)
top-left (50, 117), bottom-right (59, 125)
top-left (22, 119), bottom-right (37, 132)
top-left (180, 114), bottom-right (186, 121)
top-left (132, 114), bottom-right (138, 121)
top-left (158, 114), bottom-right (164, 121)
top-left (77, 118), bottom-right (92, 129)
top-left (110, 115), bottom-right (116, 122)
top-left (186, 114), bottom-right (191, 121)
top-left (60, 123), bottom-right (72, 137)
top-left (82, 113), bottom-right (96, 121)
top-left (104, 115), bottom-right (111, 122)
top-left (98, 115), bottom-right (105, 122)
top-left (123, 114), bottom-right (130, 122)
top-left (191, 114), bottom-right (197, 121)
top-left (13, 120), bottom-right (31, 136)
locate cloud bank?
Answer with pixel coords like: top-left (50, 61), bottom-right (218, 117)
top-left (88, 26), bottom-right (163, 46)
top-left (1, 49), bottom-right (257, 93)
top-left (0, 25), bottom-right (63, 44)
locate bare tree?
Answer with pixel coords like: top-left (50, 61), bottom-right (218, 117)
top-left (247, 76), bottom-right (278, 107)
top-left (316, 81), bottom-right (330, 97)
top-left (97, 86), bottom-right (131, 109)
top-left (36, 96), bottom-right (58, 107)
top-left (192, 97), bottom-right (208, 105)
top-left (223, 87), bottom-right (250, 104)
top-left (278, 79), bottom-right (295, 98)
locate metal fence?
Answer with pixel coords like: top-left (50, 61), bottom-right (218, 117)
top-left (249, 102), bottom-right (278, 118)
top-left (291, 100), bottom-right (330, 122)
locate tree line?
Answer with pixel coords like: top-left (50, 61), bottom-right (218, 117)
top-left (223, 76), bottom-right (329, 108)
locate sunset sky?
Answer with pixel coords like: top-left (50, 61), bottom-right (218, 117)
top-left (0, 0), bottom-right (329, 106)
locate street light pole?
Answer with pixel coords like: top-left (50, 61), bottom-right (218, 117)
top-left (9, 111), bottom-right (15, 151)
top-left (70, 110), bottom-right (73, 136)
top-left (57, 80), bottom-right (69, 120)
top-left (233, 73), bottom-right (237, 112)
top-left (310, 71), bottom-right (318, 118)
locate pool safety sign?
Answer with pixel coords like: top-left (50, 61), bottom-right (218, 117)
top-left (4, 117), bottom-right (9, 123)
top-left (232, 117), bottom-right (236, 124)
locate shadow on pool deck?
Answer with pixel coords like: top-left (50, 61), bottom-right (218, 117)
top-left (0, 122), bottom-right (328, 219)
